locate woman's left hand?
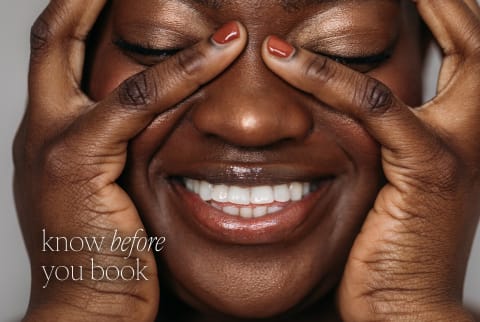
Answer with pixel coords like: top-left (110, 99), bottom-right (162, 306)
top-left (262, 0), bottom-right (480, 320)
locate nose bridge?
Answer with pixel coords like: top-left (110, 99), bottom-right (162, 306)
top-left (191, 48), bottom-right (313, 147)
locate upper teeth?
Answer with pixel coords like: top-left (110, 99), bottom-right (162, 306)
top-left (184, 178), bottom-right (312, 214)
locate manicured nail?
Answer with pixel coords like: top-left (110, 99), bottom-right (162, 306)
top-left (211, 21), bottom-right (240, 45)
top-left (267, 36), bottom-right (295, 58)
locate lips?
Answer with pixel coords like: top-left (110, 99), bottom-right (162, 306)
top-left (169, 171), bottom-right (333, 245)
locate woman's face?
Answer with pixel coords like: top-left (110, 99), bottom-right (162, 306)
top-left (88, 0), bottom-right (424, 318)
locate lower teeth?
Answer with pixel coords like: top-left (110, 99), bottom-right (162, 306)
top-left (210, 202), bottom-right (285, 218)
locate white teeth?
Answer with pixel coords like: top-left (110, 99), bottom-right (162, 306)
top-left (199, 181), bottom-right (213, 201)
top-left (253, 206), bottom-right (268, 218)
top-left (228, 186), bottom-right (250, 205)
top-left (240, 207), bottom-right (253, 218)
top-left (303, 183), bottom-right (310, 196)
top-left (268, 206), bottom-right (284, 214)
top-left (212, 184), bottom-right (229, 202)
top-left (194, 180), bottom-right (201, 194)
top-left (223, 206), bottom-right (240, 216)
top-left (273, 184), bottom-right (290, 202)
top-left (186, 179), bottom-right (195, 192)
top-left (289, 182), bottom-right (303, 201)
top-left (184, 178), bottom-right (314, 218)
top-left (251, 186), bottom-right (274, 205)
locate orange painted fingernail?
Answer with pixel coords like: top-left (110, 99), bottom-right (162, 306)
top-left (267, 36), bottom-right (295, 58)
top-left (211, 21), bottom-right (240, 45)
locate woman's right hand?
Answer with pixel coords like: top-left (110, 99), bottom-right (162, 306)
top-left (13, 1), bottom-right (246, 321)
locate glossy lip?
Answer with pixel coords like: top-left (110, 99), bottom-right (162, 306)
top-left (162, 162), bottom-right (341, 185)
top-left (171, 178), bottom-right (333, 245)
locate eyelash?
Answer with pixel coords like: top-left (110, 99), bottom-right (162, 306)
top-left (324, 52), bottom-right (392, 66)
top-left (113, 38), bottom-right (181, 62)
top-left (114, 38), bottom-right (392, 70)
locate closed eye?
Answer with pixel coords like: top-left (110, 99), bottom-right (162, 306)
top-left (327, 52), bottom-right (392, 66)
top-left (113, 38), bottom-right (181, 66)
top-left (113, 37), bottom-right (393, 72)
top-left (315, 48), bottom-right (394, 73)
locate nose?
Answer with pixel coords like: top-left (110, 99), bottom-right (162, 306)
top-left (191, 50), bottom-right (312, 148)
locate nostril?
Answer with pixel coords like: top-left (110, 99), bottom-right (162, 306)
top-left (191, 67), bottom-right (313, 148)
top-left (192, 102), bottom-right (312, 148)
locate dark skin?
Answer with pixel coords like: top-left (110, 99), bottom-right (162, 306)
top-left (89, 0), bottom-right (421, 319)
top-left (13, 0), bottom-right (480, 321)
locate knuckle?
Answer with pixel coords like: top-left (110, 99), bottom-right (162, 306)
top-left (13, 123), bottom-right (44, 170)
top-left (40, 138), bottom-right (92, 186)
top-left (431, 151), bottom-right (462, 192)
top-left (41, 140), bottom-right (72, 183)
top-left (469, 44), bottom-right (480, 66)
top-left (472, 38), bottom-right (480, 56)
top-left (29, 2), bottom-right (65, 58)
top-left (465, 24), bottom-right (480, 54)
top-left (175, 46), bottom-right (208, 79)
top-left (118, 72), bottom-right (156, 108)
top-left (356, 78), bottom-right (395, 113)
top-left (303, 55), bottom-right (335, 84)
top-left (30, 17), bottom-right (51, 53)
top-left (412, 145), bottom-right (462, 195)
top-left (39, 136), bottom-right (113, 194)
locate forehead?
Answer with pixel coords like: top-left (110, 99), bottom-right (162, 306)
top-left (190, 0), bottom-right (337, 9)
top-left (112, 0), bottom-right (402, 21)
top-left (184, 0), bottom-right (397, 10)
top-left (111, 0), bottom-right (404, 30)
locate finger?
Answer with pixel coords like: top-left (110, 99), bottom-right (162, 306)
top-left (262, 36), bottom-right (438, 160)
top-left (417, 63), bottom-right (480, 160)
top-left (29, 0), bottom-right (106, 104)
top-left (414, 0), bottom-right (480, 154)
top-left (413, 0), bottom-right (480, 55)
top-left (464, 0), bottom-right (480, 18)
top-left (66, 22), bottom-right (247, 175)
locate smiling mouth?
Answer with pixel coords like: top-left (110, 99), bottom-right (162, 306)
top-left (183, 178), bottom-right (318, 219)
top-left (169, 174), bottom-right (333, 245)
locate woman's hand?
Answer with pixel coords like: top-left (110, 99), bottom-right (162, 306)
top-left (13, 1), bottom-right (246, 321)
top-left (262, 0), bottom-right (480, 320)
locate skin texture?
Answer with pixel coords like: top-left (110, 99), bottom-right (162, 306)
top-left (13, 0), bottom-right (480, 321)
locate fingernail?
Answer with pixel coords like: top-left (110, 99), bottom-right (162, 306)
top-left (211, 21), bottom-right (240, 45)
top-left (267, 36), bottom-right (295, 58)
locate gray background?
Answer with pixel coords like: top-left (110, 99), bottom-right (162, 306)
top-left (0, 1), bottom-right (478, 321)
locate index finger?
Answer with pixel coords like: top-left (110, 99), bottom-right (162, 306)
top-left (29, 0), bottom-right (106, 104)
top-left (261, 37), bottom-right (437, 159)
top-left (464, 0), bottom-right (480, 18)
top-left (414, 0), bottom-right (480, 56)
top-left (61, 22), bottom-right (248, 177)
